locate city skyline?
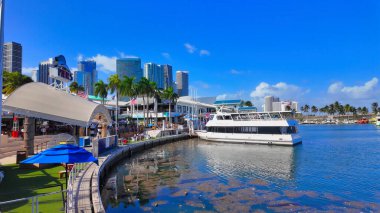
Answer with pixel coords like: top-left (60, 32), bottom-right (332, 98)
top-left (5, 0), bottom-right (380, 107)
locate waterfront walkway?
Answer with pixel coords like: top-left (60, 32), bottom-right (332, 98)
top-left (69, 133), bottom-right (190, 213)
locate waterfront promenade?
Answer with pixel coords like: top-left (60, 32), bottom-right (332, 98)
top-left (68, 133), bottom-right (190, 213)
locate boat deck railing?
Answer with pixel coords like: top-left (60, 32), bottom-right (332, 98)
top-left (213, 112), bottom-right (295, 121)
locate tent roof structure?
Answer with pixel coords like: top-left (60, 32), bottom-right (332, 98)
top-left (3, 82), bottom-right (112, 127)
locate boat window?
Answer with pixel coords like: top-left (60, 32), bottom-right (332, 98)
top-left (217, 116), bottom-right (224, 120)
top-left (231, 114), bottom-right (239, 120)
top-left (209, 115), bottom-right (215, 120)
top-left (224, 115), bottom-right (232, 120)
top-left (258, 127), bottom-right (282, 134)
top-left (240, 114), bottom-right (249, 120)
top-left (226, 127), bottom-right (233, 133)
top-left (287, 126), bottom-right (297, 134)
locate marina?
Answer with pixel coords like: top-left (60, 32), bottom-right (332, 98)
top-left (101, 125), bottom-right (380, 212)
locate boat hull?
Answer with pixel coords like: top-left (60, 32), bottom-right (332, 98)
top-left (197, 131), bottom-right (302, 146)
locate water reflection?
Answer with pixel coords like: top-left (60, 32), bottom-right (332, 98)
top-left (102, 137), bottom-right (380, 212)
top-left (196, 140), bottom-right (297, 181)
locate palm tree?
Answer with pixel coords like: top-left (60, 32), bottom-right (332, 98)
top-left (362, 107), bottom-right (368, 115)
top-left (311, 106), bottom-right (318, 115)
top-left (350, 106), bottom-right (357, 118)
top-left (3, 71), bottom-right (34, 154)
top-left (161, 87), bottom-right (179, 127)
top-left (78, 85), bottom-right (85, 93)
top-left (303, 104), bottom-right (310, 115)
top-left (69, 82), bottom-right (79, 94)
top-left (357, 107), bottom-right (363, 115)
top-left (120, 76), bottom-right (137, 123)
top-left (94, 80), bottom-right (108, 104)
top-left (108, 74), bottom-right (122, 136)
top-left (244, 101), bottom-right (253, 107)
top-left (3, 72), bottom-right (33, 95)
top-left (328, 104), bottom-right (336, 115)
top-left (371, 102), bottom-right (378, 115)
top-left (137, 77), bottom-right (151, 126)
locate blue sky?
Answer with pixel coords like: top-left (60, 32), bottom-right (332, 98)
top-left (6, 0), bottom-right (380, 107)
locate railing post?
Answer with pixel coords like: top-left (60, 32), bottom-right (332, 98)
top-left (31, 197), bottom-right (34, 213)
top-left (36, 197), bottom-right (39, 213)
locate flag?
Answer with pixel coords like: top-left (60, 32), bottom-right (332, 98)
top-left (78, 91), bottom-right (88, 99)
top-left (131, 98), bottom-right (137, 105)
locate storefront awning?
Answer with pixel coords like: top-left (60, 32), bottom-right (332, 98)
top-left (2, 82), bottom-right (112, 127)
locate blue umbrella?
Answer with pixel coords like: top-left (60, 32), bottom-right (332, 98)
top-left (21, 144), bottom-right (98, 188)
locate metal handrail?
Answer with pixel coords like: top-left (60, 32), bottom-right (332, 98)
top-left (0, 190), bottom-right (67, 213)
top-left (66, 162), bottom-right (88, 212)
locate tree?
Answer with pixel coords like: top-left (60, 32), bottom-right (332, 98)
top-left (362, 107), bottom-right (368, 115)
top-left (244, 101), bottom-right (253, 107)
top-left (108, 74), bottom-right (122, 136)
top-left (2, 71), bottom-right (34, 154)
top-left (344, 104), bottom-right (351, 115)
top-left (94, 80), bottom-right (108, 104)
top-left (303, 104), bottom-right (310, 114)
top-left (328, 104), bottom-right (336, 115)
top-left (161, 87), bottom-right (179, 127)
top-left (120, 76), bottom-right (137, 123)
top-left (137, 77), bottom-right (151, 126)
top-left (69, 82), bottom-right (79, 94)
top-left (357, 107), bottom-right (362, 115)
top-left (3, 72), bottom-right (33, 95)
top-left (349, 106), bottom-right (357, 118)
top-left (371, 102), bottom-right (379, 115)
top-left (311, 106), bottom-right (318, 114)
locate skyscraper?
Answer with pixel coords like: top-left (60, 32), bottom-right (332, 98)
top-left (161, 64), bottom-right (173, 89)
top-left (116, 57), bottom-right (142, 81)
top-left (37, 55), bottom-right (72, 85)
top-left (3, 42), bottom-right (22, 73)
top-left (76, 60), bottom-right (97, 95)
top-left (176, 71), bottom-right (189, 96)
top-left (144, 63), bottom-right (164, 89)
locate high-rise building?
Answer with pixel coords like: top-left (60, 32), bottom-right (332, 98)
top-left (116, 57), bottom-right (142, 81)
top-left (31, 70), bottom-right (37, 82)
top-left (161, 64), bottom-right (173, 89)
top-left (264, 96), bottom-right (274, 112)
top-left (176, 71), bottom-right (189, 96)
top-left (37, 55), bottom-right (72, 85)
top-left (76, 60), bottom-right (97, 95)
top-left (144, 63), bottom-right (164, 89)
top-left (3, 42), bottom-right (22, 73)
top-left (264, 95), bottom-right (298, 112)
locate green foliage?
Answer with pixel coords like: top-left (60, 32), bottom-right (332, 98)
top-left (244, 101), bottom-right (253, 107)
top-left (3, 72), bottom-right (33, 95)
top-left (94, 80), bottom-right (109, 104)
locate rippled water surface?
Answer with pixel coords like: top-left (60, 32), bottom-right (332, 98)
top-left (101, 125), bottom-right (380, 212)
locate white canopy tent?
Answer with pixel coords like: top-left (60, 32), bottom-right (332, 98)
top-left (2, 82), bottom-right (112, 127)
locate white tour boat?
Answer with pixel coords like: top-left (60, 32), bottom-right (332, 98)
top-left (197, 109), bottom-right (302, 146)
top-left (376, 113), bottom-right (380, 127)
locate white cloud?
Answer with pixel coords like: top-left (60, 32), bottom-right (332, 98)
top-left (119, 52), bottom-right (138, 59)
top-left (22, 67), bottom-right (38, 76)
top-left (250, 82), bottom-right (308, 100)
top-left (327, 77), bottom-right (379, 99)
top-left (77, 54), bottom-right (84, 61)
top-left (192, 81), bottom-right (210, 89)
top-left (199, 49), bottom-right (210, 56)
top-left (162, 52), bottom-right (171, 59)
top-left (87, 54), bottom-right (117, 73)
top-left (230, 69), bottom-right (242, 75)
top-left (184, 43), bottom-right (197, 54)
top-left (216, 91), bottom-right (245, 100)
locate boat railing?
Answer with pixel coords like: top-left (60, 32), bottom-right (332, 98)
top-left (220, 112), bottom-right (294, 121)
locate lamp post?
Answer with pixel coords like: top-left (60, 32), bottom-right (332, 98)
top-left (0, 0), bottom-right (4, 140)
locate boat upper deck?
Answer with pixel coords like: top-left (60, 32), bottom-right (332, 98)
top-left (210, 111), bottom-right (295, 122)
